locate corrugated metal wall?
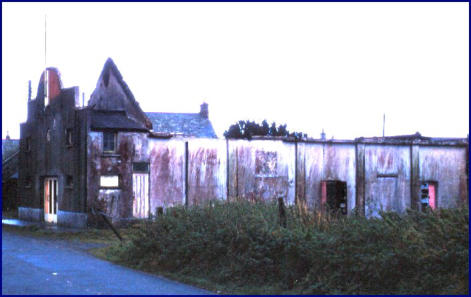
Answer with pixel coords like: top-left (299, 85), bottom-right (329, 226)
top-left (87, 135), bottom-right (468, 220)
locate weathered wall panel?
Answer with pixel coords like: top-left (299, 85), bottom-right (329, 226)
top-left (295, 142), bottom-right (306, 207)
top-left (188, 139), bottom-right (227, 205)
top-left (304, 143), bottom-right (356, 212)
top-left (419, 146), bottom-right (468, 208)
top-left (147, 138), bottom-right (185, 214)
top-left (303, 143), bottom-right (323, 210)
top-left (228, 140), bottom-right (295, 204)
top-left (88, 131), bottom-right (149, 222)
top-left (364, 145), bottom-right (411, 217)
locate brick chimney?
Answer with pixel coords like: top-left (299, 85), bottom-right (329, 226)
top-left (200, 102), bottom-right (208, 119)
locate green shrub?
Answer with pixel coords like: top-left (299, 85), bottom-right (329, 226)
top-left (107, 201), bottom-right (468, 294)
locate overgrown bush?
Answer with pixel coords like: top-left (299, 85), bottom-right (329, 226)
top-left (106, 201), bottom-right (468, 294)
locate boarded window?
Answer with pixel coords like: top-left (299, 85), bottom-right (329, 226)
top-left (420, 182), bottom-right (437, 210)
top-left (133, 162), bottom-right (149, 173)
top-left (321, 180), bottom-right (347, 215)
top-left (103, 132), bottom-right (116, 152)
top-left (255, 151), bottom-right (277, 175)
top-left (100, 175), bottom-right (119, 188)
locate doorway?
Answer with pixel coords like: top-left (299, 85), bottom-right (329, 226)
top-left (321, 180), bottom-right (348, 215)
top-left (132, 173), bottom-right (149, 218)
top-left (44, 177), bottom-right (58, 223)
top-left (420, 182), bottom-right (437, 211)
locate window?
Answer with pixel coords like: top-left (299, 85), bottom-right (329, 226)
top-left (133, 162), bottom-right (149, 173)
top-left (24, 176), bottom-right (32, 188)
top-left (100, 175), bottom-right (120, 188)
top-left (25, 137), bottom-right (31, 152)
top-left (66, 175), bottom-right (73, 188)
top-left (321, 180), bottom-right (348, 215)
top-left (46, 129), bottom-right (51, 142)
top-left (65, 129), bottom-right (73, 146)
top-left (103, 132), bottom-right (116, 153)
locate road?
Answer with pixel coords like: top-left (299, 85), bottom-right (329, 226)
top-left (2, 230), bottom-right (212, 295)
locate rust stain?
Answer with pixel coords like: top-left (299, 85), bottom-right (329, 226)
top-left (188, 147), bottom-right (220, 205)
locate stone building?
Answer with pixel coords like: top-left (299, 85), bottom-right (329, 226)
top-left (18, 58), bottom-right (217, 227)
top-left (17, 58), bottom-right (468, 228)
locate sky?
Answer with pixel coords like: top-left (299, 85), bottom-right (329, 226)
top-left (2, 2), bottom-right (469, 140)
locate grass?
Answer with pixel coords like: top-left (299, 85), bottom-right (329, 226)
top-left (96, 201), bottom-right (469, 295)
top-left (3, 203), bottom-right (468, 295)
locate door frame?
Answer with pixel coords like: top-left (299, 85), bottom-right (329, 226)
top-left (44, 176), bottom-right (58, 223)
top-left (132, 173), bottom-right (150, 218)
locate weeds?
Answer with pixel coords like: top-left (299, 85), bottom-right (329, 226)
top-left (104, 201), bottom-right (468, 294)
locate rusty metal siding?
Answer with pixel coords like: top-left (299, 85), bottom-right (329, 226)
top-left (419, 146), bottom-right (468, 208)
top-left (88, 131), bottom-right (150, 221)
top-left (364, 144), bottom-right (411, 217)
top-left (227, 140), bottom-right (295, 204)
top-left (304, 143), bottom-right (325, 210)
top-left (147, 138), bottom-right (185, 214)
top-left (295, 142), bottom-right (306, 207)
top-left (304, 143), bottom-right (356, 212)
top-left (187, 139), bottom-right (227, 205)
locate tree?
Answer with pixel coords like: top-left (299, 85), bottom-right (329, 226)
top-left (224, 120), bottom-right (308, 140)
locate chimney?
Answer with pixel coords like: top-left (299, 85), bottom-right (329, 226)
top-left (321, 129), bottom-right (326, 140)
top-left (6, 131), bottom-right (10, 140)
top-left (200, 102), bottom-right (208, 119)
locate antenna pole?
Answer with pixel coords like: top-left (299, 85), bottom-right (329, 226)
top-left (382, 113), bottom-right (385, 137)
top-left (44, 14), bottom-right (48, 103)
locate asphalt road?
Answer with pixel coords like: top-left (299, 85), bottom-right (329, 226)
top-left (2, 230), bottom-right (212, 295)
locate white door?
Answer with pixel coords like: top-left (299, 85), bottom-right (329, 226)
top-left (44, 177), bottom-right (58, 223)
top-left (133, 173), bottom-right (149, 218)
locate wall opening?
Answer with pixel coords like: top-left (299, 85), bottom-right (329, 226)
top-left (44, 177), bottom-right (58, 223)
top-left (103, 132), bottom-right (117, 153)
top-left (321, 180), bottom-right (347, 215)
top-left (420, 182), bottom-right (437, 211)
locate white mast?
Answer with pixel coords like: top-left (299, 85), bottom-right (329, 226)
top-left (44, 14), bottom-right (48, 105)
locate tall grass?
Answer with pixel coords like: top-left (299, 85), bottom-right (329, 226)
top-left (106, 201), bottom-right (468, 294)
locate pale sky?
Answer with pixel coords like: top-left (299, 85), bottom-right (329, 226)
top-left (2, 2), bottom-right (469, 140)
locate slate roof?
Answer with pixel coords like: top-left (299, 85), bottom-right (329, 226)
top-left (2, 139), bottom-right (19, 162)
top-left (90, 110), bottom-right (149, 131)
top-left (145, 112), bottom-right (217, 138)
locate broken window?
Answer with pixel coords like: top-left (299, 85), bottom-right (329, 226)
top-left (321, 180), bottom-right (348, 215)
top-left (103, 132), bottom-right (116, 153)
top-left (65, 129), bottom-right (73, 146)
top-left (100, 175), bottom-right (120, 188)
top-left (420, 182), bottom-right (437, 211)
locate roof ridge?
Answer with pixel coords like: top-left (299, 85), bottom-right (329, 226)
top-left (99, 58), bottom-right (152, 129)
